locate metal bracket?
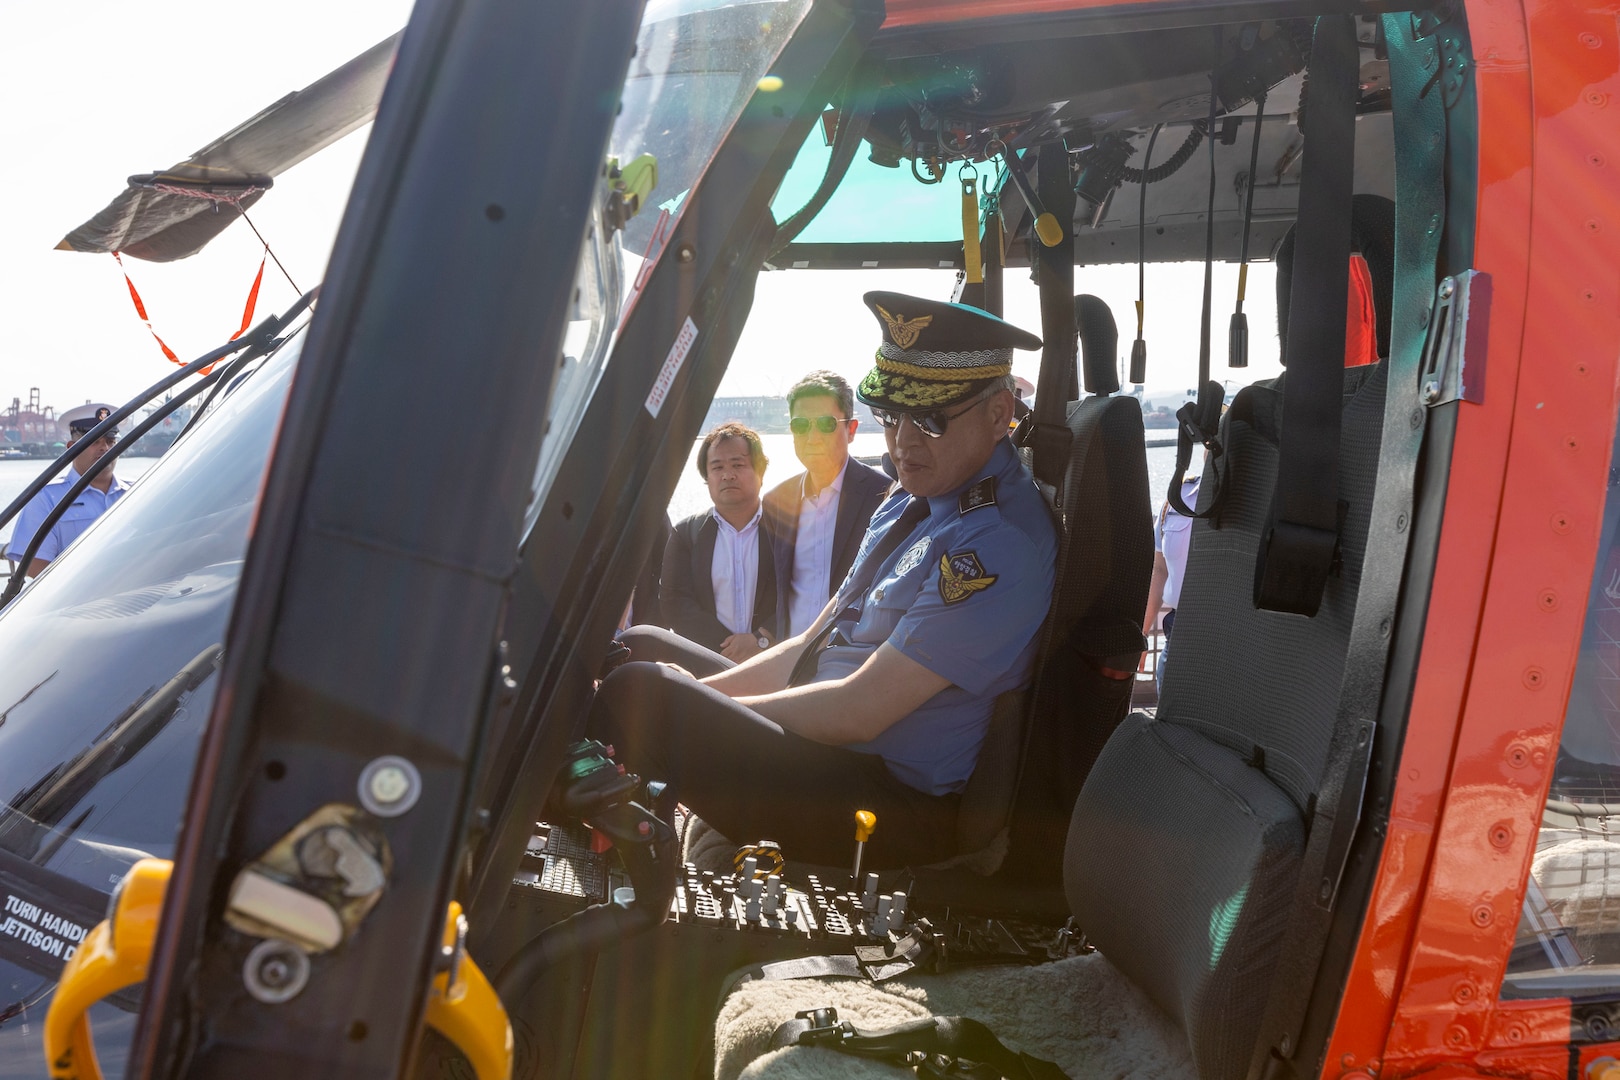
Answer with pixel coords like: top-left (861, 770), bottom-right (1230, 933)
top-left (1418, 270), bottom-right (1490, 409)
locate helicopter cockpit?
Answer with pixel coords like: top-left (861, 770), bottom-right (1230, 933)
top-left (1, 0), bottom-right (1617, 1077)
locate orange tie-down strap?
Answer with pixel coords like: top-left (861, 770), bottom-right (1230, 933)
top-left (113, 249), bottom-right (266, 373)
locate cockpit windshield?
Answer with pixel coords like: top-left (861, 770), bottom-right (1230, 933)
top-left (523, 0), bottom-right (813, 531)
top-left (0, 339), bottom-right (299, 899)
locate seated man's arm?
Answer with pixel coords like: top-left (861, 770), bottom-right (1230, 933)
top-left (736, 641), bottom-right (949, 745)
top-left (702, 595), bottom-right (836, 697)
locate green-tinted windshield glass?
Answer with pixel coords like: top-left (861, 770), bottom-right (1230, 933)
top-left (772, 123), bottom-right (986, 245)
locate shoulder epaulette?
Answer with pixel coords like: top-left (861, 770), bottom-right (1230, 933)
top-left (959, 476), bottom-right (997, 515)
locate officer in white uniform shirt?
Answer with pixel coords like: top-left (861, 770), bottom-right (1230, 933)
top-left (5, 404), bottom-right (128, 578)
top-left (1143, 473), bottom-right (1199, 691)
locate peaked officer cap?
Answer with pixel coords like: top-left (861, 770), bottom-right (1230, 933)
top-left (857, 292), bottom-right (1041, 412)
top-left (61, 403), bottom-right (119, 435)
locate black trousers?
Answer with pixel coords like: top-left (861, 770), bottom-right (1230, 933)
top-left (592, 625), bottom-right (960, 868)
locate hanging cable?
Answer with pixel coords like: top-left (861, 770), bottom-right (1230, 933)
top-left (1229, 90), bottom-right (1267, 369)
top-left (238, 208), bottom-right (302, 295)
top-left (1197, 35), bottom-right (1221, 389)
top-left (1118, 122), bottom-right (1205, 185)
top-left (1129, 124), bottom-right (1162, 385)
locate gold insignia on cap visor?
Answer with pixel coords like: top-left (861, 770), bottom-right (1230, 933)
top-left (859, 370), bottom-right (977, 409)
top-left (876, 305), bottom-right (933, 349)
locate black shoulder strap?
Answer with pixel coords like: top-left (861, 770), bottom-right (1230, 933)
top-left (1251, 15), bottom-right (1358, 617)
top-left (1027, 143), bottom-right (1077, 489)
top-left (769, 1007), bottom-right (1071, 1080)
top-left (1167, 379), bottom-right (1228, 519)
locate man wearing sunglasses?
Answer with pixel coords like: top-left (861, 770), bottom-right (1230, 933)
top-left (590, 293), bottom-right (1056, 868)
top-left (762, 372), bottom-right (889, 639)
top-left (4, 404), bottom-right (128, 578)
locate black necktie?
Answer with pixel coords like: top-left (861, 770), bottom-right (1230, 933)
top-left (786, 496), bottom-right (930, 686)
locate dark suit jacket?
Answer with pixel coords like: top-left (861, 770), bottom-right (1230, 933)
top-left (659, 509), bottom-right (777, 651)
top-left (762, 457), bottom-right (891, 638)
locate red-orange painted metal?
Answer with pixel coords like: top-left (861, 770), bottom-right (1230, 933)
top-left (1323, 0), bottom-right (1620, 1076)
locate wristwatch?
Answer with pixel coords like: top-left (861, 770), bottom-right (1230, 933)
top-left (756, 634), bottom-right (770, 649)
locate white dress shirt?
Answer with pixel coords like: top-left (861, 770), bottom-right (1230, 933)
top-left (786, 459), bottom-right (848, 636)
top-left (711, 505), bottom-right (763, 636)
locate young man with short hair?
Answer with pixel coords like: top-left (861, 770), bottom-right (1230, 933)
top-left (763, 371), bottom-right (890, 639)
top-left (659, 422), bottom-right (778, 660)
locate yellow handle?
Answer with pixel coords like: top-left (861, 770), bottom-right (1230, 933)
top-left (424, 902), bottom-right (514, 1080)
top-left (1032, 212), bottom-right (1064, 248)
top-left (855, 810), bottom-right (877, 843)
top-left (45, 858), bottom-right (171, 1080)
top-left (961, 178), bottom-right (982, 285)
top-left (44, 865), bottom-right (512, 1080)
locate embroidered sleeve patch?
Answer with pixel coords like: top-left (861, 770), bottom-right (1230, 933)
top-left (938, 550), bottom-right (997, 604)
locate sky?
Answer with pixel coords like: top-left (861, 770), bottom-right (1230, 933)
top-left (0, 2), bottom-right (414, 414)
top-left (0, 2), bottom-right (1283, 419)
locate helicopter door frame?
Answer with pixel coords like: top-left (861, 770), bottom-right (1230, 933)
top-left (126, 1), bottom-right (646, 1076)
top-left (1323, 0), bottom-right (1620, 1075)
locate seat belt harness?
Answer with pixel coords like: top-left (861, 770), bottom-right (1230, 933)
top-left (1252, 14), bottom-right (1358, 617)
top-left (769, 1007), bottom-right (1072, 1080)
top-left (787, 495), bottom-right (930, 685)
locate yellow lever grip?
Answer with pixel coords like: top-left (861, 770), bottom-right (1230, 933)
top-left (855, 810), bottom-right (877, 843)
top-left (1032, 212), bottom-right (1064, 248)
top-left (44, 865), bottom-right (512, 1080)
top-left (45, 858), bottom-right (171, 1080)
top-left (425, 902), bottom-right (514, 1080)
top-left (961, 178), bottom-right (983, 285)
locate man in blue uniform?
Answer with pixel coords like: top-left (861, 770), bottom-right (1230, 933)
top-left (590, 293), bottom-right (1057, 867)
top-left (4, 404), bottom-right (128, 578)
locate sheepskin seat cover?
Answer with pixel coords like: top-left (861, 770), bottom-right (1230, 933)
top-left (713, 951), bottom-right (1191, 1080)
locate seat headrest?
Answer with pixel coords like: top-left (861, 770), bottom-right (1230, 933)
top-left (1074, 294), bottom-right (1119, 396)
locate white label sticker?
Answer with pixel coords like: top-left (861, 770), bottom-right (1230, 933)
top-left (645, 317), bottom-right (699, 418)
top-left (3, 892), bottom-right (89, 964)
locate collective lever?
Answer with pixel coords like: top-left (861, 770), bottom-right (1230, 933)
top-left (851, 810), bottom-right (877, 885)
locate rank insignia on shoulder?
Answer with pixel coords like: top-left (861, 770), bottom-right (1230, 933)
top-left (959, 476), bottom-right (997, 515)
top-left (938, 551), bottom-right (997, 604)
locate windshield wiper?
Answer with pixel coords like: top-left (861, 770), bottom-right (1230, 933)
top-left (0, 645), bottom-right (223, 862)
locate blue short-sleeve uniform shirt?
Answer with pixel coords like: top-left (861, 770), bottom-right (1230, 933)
top-left (4, 468), bottom-right (128, 566)
top-left (810, 438), bottom-right (1058, 795)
